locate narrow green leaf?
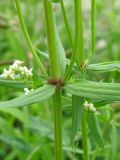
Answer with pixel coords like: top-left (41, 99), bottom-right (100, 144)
top-left (86, 112), bottom-right (104, 148)
top-left (88, 61), bottom-right (120, 72)
top-left (36, 48), bottom-right (49, 60)
top-left (0, 79), bottom-right (28, 89)
top-left (56, 31), bottom-right (66, 77)
top-left (0, 85), bottom-right (55, 109)
top-left (71, 95), bottom-right (84, 144)
top-left (65, 81), bottom-right (120, 101)
top-left (37, 48), bottom-right (71, 68)
top-left (38, 14), bottom-right (66, 77)
top-left (109, 124), bottom-right (118, 160)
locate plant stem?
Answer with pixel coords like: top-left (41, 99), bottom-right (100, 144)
top-left (15, 0), bottom-right (48, 78)
top-left (44, 0), bottom-right (60, 79)
top-left (44, 1), bottom-right (63, 160)
top-left (60, 0), bottom-right (73, 48)
top-left (64, 0), bottom-right (85, 82)
top-left (53, 88), bottom-right (62, 160)
top-left (81, 111), bottom-right (89, 160)
top-left (91, 0), bottom-right (96, 55)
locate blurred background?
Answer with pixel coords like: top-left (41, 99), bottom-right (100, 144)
top-left (0, 0), bottom-right (120, 159)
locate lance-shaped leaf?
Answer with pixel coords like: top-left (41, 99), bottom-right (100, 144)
top-left (56, 31), bottom-right (66, 77)
top-left (88, 61), bottom-right (120, 72)
top-left (0, 85), bottom-right (55, 109)
top-left (64, 81), bottom-right (120, 101)
top-left (71, 95), bottom-right (84, 144)
top-left (37, 30), bottom-right (67, 77)
top-left (0, 79), bottom-right (28, 89)
top-left (86, 112), bottom-right (104, 148)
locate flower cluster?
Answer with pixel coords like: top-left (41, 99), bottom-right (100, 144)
top-left (0, 60), bottom-right (33, 80)
top-left (24, 88), bottom-right (34, 95)
top-left (83, 101), bottom-right (96, 112)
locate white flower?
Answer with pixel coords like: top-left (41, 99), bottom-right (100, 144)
top-left (10, 74), bottom-right (15, 80)
top-left (83, 101), bottom-right (96, 112)
top-left (24, 88), bottom-right (34, 95)
top-left (14, 60), bottom-right (23, 66)
top-left (15, 74), bottom-right (21, 79)
top-left (0, 69), bottom-right (11, 79)
top-left (0, 60), bottom-right (33, 80)
top-left (28, 68), bottom-right (33, 77)
top-left (24, 88), bottom-right (31, 95)
top-left (9, 64), bottom-right (18, 71)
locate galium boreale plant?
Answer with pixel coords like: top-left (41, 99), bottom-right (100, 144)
top-left (0, 0), bottom-right (120, 160)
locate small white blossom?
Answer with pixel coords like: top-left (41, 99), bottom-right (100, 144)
top-left (15, 74), bottom-right (21, 79)
top-left (10, 74), bottom-right (15, 80)
top-left (24, 88), bottom-right (30, 95)
top-left (83, 101), bottom-right (96, 112)
top-left (24, 88), bottom-right (34, 95)
top-left (0, 60), bottom-right (33, 80)
top-left (14, 60), bottom-right (23, 66)
top-left (0, 69), bottom-right (11, 79)
top-left (9, 64), bottom-right (18, 71)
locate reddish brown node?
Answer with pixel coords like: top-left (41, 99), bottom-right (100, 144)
top-left (48, 78), bottom-right (64, 88)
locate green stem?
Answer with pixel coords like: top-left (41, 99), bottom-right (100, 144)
top-left (15, 0), bottom-right (48, 78)
top-left (60, 0), bottom-right (73, 48)
top-left (81, 111), bottom-right (89, 160)
top-left (44, 0), bottom-right (60, 79)
top-left (64, 0), bottom-right (85, 82)
top-left (91, 0), bottom-right (96, 55)
top-left (53, 89), bottom-right (62, 160)
top-left (44, 1), bottom-right (63, 160)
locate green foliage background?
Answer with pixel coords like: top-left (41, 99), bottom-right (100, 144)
top-left (0, 0), bottom-right (120, 159)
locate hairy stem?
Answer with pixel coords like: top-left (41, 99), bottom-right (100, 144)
top-left (81, 111), bottom-right (89, 160)
top-left (15, 0), bottom-right (48, 78)
top-left (53, 89), bottom-right (62, 160)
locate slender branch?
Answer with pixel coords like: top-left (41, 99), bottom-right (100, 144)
top-left (53, 89), bottom-right (62, 160)
top-left (44, 0), bottom-right (60, 79)
top-left (81, 111), bottom-right (89, 160)
top-left (15, 0), bottom-right (48, 78)
top-left (64, 0), bottom-right (85, 82)
top-left (60, 0), bottom-right (73, 48)
top-left (91, 0), bottom-right (96, 55)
